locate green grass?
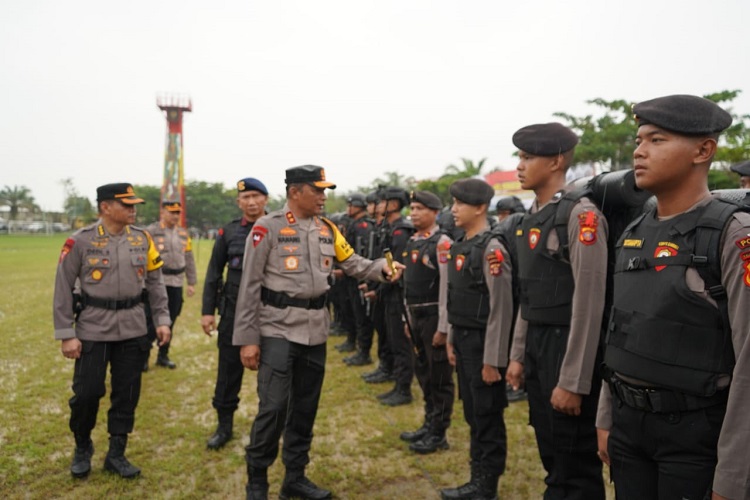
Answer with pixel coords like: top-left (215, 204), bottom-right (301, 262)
top-left (0, 234), bottom-right (613, 499)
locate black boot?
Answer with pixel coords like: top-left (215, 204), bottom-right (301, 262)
top-left (474, 470), bottom-right (500, 500)
top-left (409, 433), bottom-right (449, 454)
top-left (399, 421), bottom-right (429, 442)
top-left (246, 466), bottom-right (268, 500)
top-left (376, 385), bottom-right (398, 401)
top-left (280, 469), bottom-right (332, 500)
top-left (364, 369), bottom-right (395, 384)
top-left (381, 386), bottom-right (412, 407)
top-left (335, 340), bottom-right (356, 353)
top-left (344, 351), bottom-right (372, 366)
top-left (70, 434), bottom-right (94, 479)
top-left (142, 352), bottom-right (149, 372)
top-left (207, 412), bottom-right (233, 450)
top-left (156, 346), bottom-right (176, 369)
top-left (440, 462), bottom-right (480, 500)
top-left (104, 435), bottom-right (140, 479)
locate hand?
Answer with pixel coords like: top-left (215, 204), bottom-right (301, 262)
top-left (446, 342), bottom-right (456, 367)
top-left (358, 283), bottom-right (369, 292)
top-left (363, 290), bottom-right (377, 301)
top-left (596, 428), bottom-right (610, 466)
top-left (240, 345), bottom-right (260, 370)
top-left (382, 261), bottom-right (405, 282)
top-left (61, 338), bottom-right (82, 359)
top-left (432, 331), bottom-right (447, 347)
top-left (506, 360), bottom-right (524, 390)
top-left (186, 285), bottom-right (195, 297)
top-left (156, 325), bottom-right (172, 347)
top-left (482, 364), bottom-right (502, 385)
top-left (201, 315), bottom-right (216, 336)
top-left (551, 386), bottom-right (582, 416)
top-left (333, 269), bottom-right (345, 280)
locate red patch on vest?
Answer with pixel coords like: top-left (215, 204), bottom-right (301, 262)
top-left (528, 228), bottom-right (541, 250)
top-left (454, 254), bottom-right (465, 271)
top-left (251, 226), bottom-right (268, 247)
top-left (578, 211), bottom-right (598, 246)
top-left (59, 238), bottom-right (75, 263)
top-left (411, 249), bottom-right (419, 263)
top-left (218, 228), bottom-right (224, 237)
top-left (653, 245), bottom-right (677, 272)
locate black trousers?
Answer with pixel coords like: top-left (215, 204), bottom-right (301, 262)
top-left (211, 313), bottom-right (245, 415)
top-left (383, 295), bottom-right (413, 390)
top-left (345, 278), bottom-right (373, 352)
top-left (146, 285), bottom-right (183, 354)
top-left (411, 308), bottom-right (454, 435)
top-left (370, 300), bottom-right (393, 371)
top-left (69, 335), bottom-right (150, 437)
top-left (246, 338), bottom-right (326, 471)
top-left (453, 326), bottom-right (507, 474)
top-left (524, 324), bottom-right (604, 500)
top-left (608, 394), bottom-right (725, 500)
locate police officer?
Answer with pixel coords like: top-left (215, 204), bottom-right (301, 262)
top-left (399, 191), bottom-right (455, 454)
top-left (368, 186), bottom-right (416, 405)
top-left (506, 122), bottom-right (607, 499)
top-left (730, 160), bottom-right (750, 189)
top-left (201, 177), bottom-right (268, 450)
top-left (596, 95), bottom-right (750, 500)
top-left (145, 201), bottom-right (197, 369)
top-left (441, 179), bottom-right (515, 500)
top-left (232, 166), bottom-right (402, 500)
top-left (494, 196), bottom-right (525, 223)
top-left (341, 192), bottom-right (377, 366)
top-left (53, 183), bottom-right (171, 479)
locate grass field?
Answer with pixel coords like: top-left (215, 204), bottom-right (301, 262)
top-left (0, 234), bottom-right (613, 499)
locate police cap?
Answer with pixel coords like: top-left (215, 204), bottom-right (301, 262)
top-left (730, 160), bottom-right (750, 177)
top-left (346, 192), bottom-right (367, 207)
top-left (512, 122), bottom-right (579, 156)
top-left (237, 177), bottom-right (268, 195)
top-left (96, 183), bottom-right (145, 204)
top-left (410, 190), bottom-right (442, 210)
top-left (495, 196), bottom-right (525, 214)
top-left (449, 179), bottom-right (494, 206)
top-left (162, 201), bottom-right (182, 212)
top-left (285, 165), bottom-right (336, 189)
top-left (632, 94), bottom-right (732, 135)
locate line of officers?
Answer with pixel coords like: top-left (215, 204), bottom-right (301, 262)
top-left (53, 94), bottom-right (750, 500)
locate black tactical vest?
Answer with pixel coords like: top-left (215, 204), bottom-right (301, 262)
top-left (447, 231), bottom-right (491, 329)
top-left (604, 201), bottom-right (737, 396)
top-left (404, 232), bottom-right (442, 305)
top-left (226, 220), bottom-right (253, 286)
top-left (517, 200), bottom-right (575, 325)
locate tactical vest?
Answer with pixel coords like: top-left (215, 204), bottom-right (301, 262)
top-left (517, 198), bottom-right (575, 325)
top-left (226, 219), bottom-right (253, 286)
top-left (404, 231), bottom-right (442, 305)
top-left (447, 231), bottom-right (492, 329)
top-left (346, 216), bottom-right (376, 258)
top-left (604, 199), bottom-right (739, 396)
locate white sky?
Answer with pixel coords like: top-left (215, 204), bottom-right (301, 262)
top-left (2, 0), bottom-right (749, 212)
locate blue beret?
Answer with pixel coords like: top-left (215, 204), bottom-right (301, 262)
top-left (633, 94), bottom-right (732, 135)
top-left (450, 179), bottom-right (494, 206)
top-left (237, 177), bottom-right (268, 195)
top-left (512, 122), bottom-right (578, 156)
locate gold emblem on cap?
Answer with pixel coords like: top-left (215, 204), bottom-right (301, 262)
top-left (238, 180), bottom-right (246, 191)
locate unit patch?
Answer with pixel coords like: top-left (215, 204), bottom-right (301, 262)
top-left (59, 238), bottom-right (75, 263)
top-left (578, 211), bottom-right (598, 246)
top-left (437, 240), bottom-right (451, 264)
top-left (411, 249), bottom-right (419, 263)
top-left (735, 235), bottom-right (750, 250)
top-left (528, 228), bottom-right (541, 250)
top-left (454, 254), bottom-right (465, 272)
top-left (91, 269), bottom-right (103, 281)
top-left (487, 248), bottom-right (504, 277)
top-left (653, 242), bottom-right (679, 272)
top-left (252, 226), bottom-right (268, 247)
top-left (284, 256), bottom-right (299, 271)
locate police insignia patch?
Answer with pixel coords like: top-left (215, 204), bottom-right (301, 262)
top-left (411, 249), bottom-right (419, 263)
top-left (578, 211), bottom-right (598, 246)
top-left (91, 269), bottom-right (103, 281)
top-left (528, 228), bottom-right (541, 250)
top-left (735, 235), bottom-right (750, 250)
top-left (285, 256), bottom-right (299, 271)
top-left (487, 248), bottom-right (504, 277)
top-left (59, 238), bottom-right (75, 263)
top-left (455, 254), bottom-right (465, 271)
top-left (653, 242), bottom-right (678, 272)
top-left (252, 226), bottom-right (268, 247)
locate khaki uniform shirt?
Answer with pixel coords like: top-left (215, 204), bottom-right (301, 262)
top-left (146, 221), bottom-right (197, 288)
top-left (233, 205), bottom-right (387, 347)
top-left (53, 221), bottom-right (171, 342)
top-left (510, 196), bottom-right (608, 394)
top-left (594, 199), bottom-right (750, 500)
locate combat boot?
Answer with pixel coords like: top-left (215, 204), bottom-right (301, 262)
top-left (381, 387), bottom-right (412, 407)
top-left (399, 421), bottom-right (429, 442)
top-left (207, 412), bottom-right (233, 450)
top-left (104, 435), bottom-right (141, 479)
top-left (334, 340), bottom-right (356, 353)
top-left (344, 351), bottom-right (372, 366)
top-left (364, 369), bottom-right (395, 384)
top-left (156, 346), bottom-right (176, 369)
top-left (409, 433), bottom-right (449, 454)
top-left (474, 470), bottom-right (500, 500)
top-left (246, 466), bottom-right (268, 500)
top-left (279, 468), bottom-right (332, 500)
top-left (440, 462), bottom-right (480, 500)
top-left (70, 434), bottom-right (94, 478)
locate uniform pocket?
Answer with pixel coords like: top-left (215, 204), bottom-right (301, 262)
top-left (320, 244), bottom-right (335, 273)
top-left (82, 258), bottom-right (112, 285)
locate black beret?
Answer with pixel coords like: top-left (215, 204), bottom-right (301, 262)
top-left (495, 196), bottom-right (525, 214)
top-left (409, 190), bottom-right (442, 210)
top-left (512, 122), bottom-right (579, 156)
top-left (162, 201), bottom-right (182, 212)
top-left (449, 179), bottom-right (495, 206)
top-left (237, 177), bottom-right (268, 195)
top-left (346, 192), bottom-right (367, 208)
top-left (633, 94), bottom-right (732, 135)
top-left (730, 160), bottom-right (750, 177)
top-left (365, 191), bottom-right (380, 204)
top-left (382, 186), bottom-right (409, 207)
top-left (96, 183), bottom-right (145, 204)
top-left (285, 165), bottom-right (336, 189)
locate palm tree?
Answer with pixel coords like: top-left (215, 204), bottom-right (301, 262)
top-left (0, 185), bottom-right (38, 220)
top-left (444, 158), bottom-right (486, 177)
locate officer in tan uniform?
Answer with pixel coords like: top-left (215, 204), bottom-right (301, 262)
top-left (233, 165), bottom-right (403, 500)
top-left (145, 201), bottom-right (197, 369)
top-left (53, 183), bottom-right (171, 479)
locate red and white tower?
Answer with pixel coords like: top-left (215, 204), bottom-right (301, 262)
top-left (157, 93), bottom-right (192, 227)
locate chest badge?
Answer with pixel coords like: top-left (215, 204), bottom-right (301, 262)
top-left (454, 254), bottom-right (465, 272)
top-left (91, 269), bottom-right (103, 281)
top-left (654, 242), bottom-right (678, 272)
top-left (284, 256), bottom-right (299, 271)
top-left (411, 249), bottom-right (419, 263)
top-left (528, 228), bottom-right (541, 250)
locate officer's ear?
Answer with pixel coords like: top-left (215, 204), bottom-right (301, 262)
top-left (692, 136), bottom-right (718, 167)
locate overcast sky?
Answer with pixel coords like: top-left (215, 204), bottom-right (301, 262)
top-left (2, 0), bottom-right (749, 212)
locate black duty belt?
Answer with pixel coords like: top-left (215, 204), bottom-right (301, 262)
top-left (407, 304), bottom-right (439, 318)
top-left (82, 291), bottom-right (145, 311)
top-left (609, 375), bottom-right (728, 413)
top-left (162, 266), bottom-right (186, 275)
top-left (261, 286), bottom-right (328, 310)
